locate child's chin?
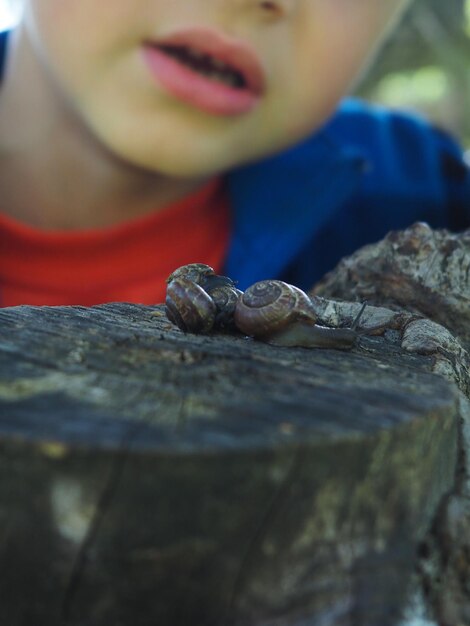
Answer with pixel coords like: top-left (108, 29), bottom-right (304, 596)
top-left (95, 136), bottom-right (218, 178)
top-left (138, 147), bottom-right (241, 178)
top-left (93, 119), bottom-right (255, 178)
top-left (129, 152), bottom-right (227, 179)
top-left (142, 156), bottom-right (224, 178)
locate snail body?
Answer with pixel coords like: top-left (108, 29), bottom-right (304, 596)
top-left (234, 280), bottom-right (358, 350)
top-left (264, 319), bottom-right (358, 349)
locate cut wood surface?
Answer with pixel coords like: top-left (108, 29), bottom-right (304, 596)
top-left (0, 302), bottom-right (459, 626)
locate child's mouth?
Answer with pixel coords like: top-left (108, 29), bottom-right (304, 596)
top-left (156, 45), bottom-right (248, 90)
top-left (142, 27), bottom-right (265, 117)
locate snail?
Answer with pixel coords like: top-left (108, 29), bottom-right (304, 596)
top-left (165, 264), bottom-right (243, 333)
top-left (204, 280), bottom-right (243, 329)
top-left (166, 277), bottom-right (217, 333)
top-left (234, 279), bottom-right (364, 350)
top-left (166, 263), bottom-right (217, 287)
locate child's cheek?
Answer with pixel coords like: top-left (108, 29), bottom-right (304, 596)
top-left (24, 0), bottom-right (148, 70)
top-left (269, 1), bottom-right (407, 146)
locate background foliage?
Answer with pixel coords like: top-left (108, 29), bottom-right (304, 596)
top-left (356, 0), bottom-right (470, 148)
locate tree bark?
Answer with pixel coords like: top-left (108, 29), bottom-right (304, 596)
top-left (315, 222), bottom-right (470, 625)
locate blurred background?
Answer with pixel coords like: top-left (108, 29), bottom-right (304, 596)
top-left (356, 0), bottom-right (470, 150)
top-left (0, 0), bottom-right (17, 32)
top-left (0, 0), bottom-right (468, 148)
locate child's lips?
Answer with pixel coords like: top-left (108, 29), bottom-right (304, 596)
top-left (142, 26), bottom-right (266, 116)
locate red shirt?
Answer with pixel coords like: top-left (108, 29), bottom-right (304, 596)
top-left (0, 177), bottom-right (230, 307)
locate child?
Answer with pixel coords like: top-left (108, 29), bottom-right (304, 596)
top-left (0, 0), bottom-right (468, 307)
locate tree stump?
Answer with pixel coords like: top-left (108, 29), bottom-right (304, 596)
top-left (0, 300), bottom-right (460, 626)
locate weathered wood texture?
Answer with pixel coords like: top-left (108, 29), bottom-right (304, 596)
top-left (314, 223), bottom-right (470, 624)
top-left (0, 300), bottom-right (459, 626)
top-left (314, 223), bottom-right (470, 347)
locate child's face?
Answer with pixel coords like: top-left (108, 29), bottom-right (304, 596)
top-left (21, 0), bottom-right (410, 178)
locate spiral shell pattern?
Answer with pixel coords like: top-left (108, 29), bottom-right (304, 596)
top-left (166, 263), bottom-right (216, 286)
top-left (165, 277), bottom-right (217, 333)
top-left (234, 280), bottom-right (316, 337)
top-left (210, 286), bottom-right (244, 329)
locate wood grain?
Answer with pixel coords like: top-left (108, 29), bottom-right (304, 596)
top-left (0, 302), bottom-right (459, 625)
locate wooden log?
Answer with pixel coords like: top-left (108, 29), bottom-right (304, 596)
top-left (313, 223), bottom-right (470, 624)
top-left (0, 302), bottom-right (459, 626)
top-left (314, 223), bottom-right (470, 347)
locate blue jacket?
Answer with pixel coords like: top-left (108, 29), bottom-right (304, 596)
top-left (1, 31), bottom-right (469, 292)
top-left (226, 99), bottom-right (470, 290)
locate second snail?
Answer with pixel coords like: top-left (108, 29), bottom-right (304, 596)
top-left (165, 263), bottom-right (364, 350)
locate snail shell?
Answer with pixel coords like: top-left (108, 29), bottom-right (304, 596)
top-left (234, 280), bottom-right (316, 337)
top-left (166, 263), bottom-right (216, 286)
top-left (201, 273), bottom-right (242, 329)
top-left (166, 264), bottom-right (243, 332)
top-left (210, 285), bottom-right (244, 329)
top-left (165, 277), bottom-right (216, 333)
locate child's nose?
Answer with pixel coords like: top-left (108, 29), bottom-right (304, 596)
top-left (258, 1), bottom-right (285, 16)
top-left (231, 0), bottom-right (294, 20)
